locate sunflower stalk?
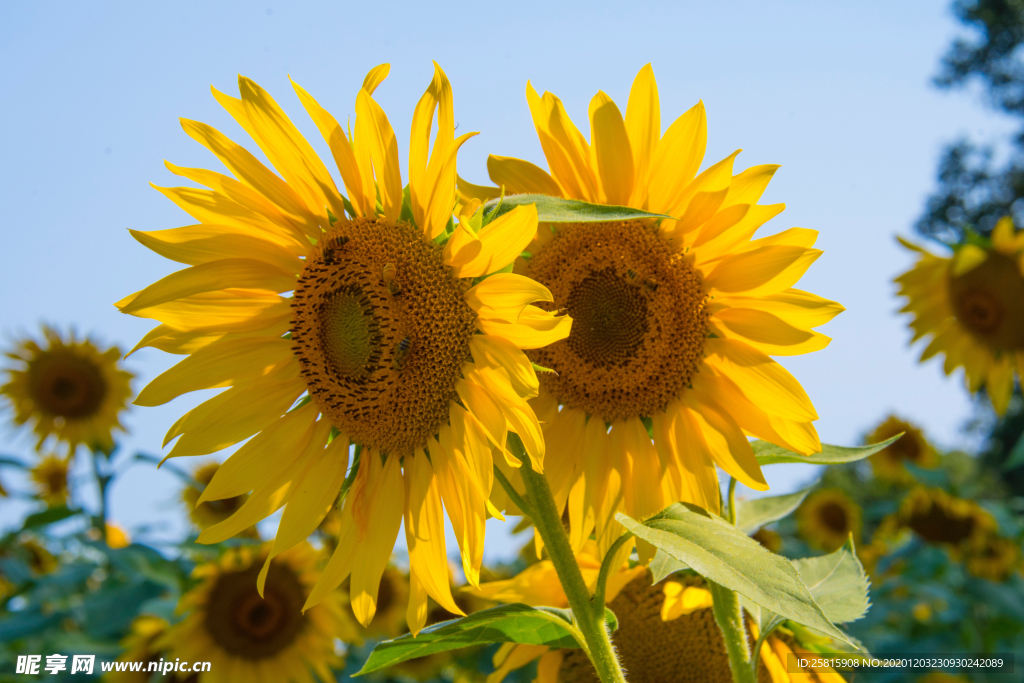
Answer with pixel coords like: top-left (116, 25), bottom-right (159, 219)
top-left (88, 445), bottom-right (111, 543)
top-left (708, 580), bottom-right (757, 683)
top-left (514, 444), bottom-right (627, 683)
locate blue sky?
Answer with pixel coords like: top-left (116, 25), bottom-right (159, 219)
top-left (0, 1), bottom-right (1014, 558)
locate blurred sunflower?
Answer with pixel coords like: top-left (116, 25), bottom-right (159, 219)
top-left (797, 489), bottom-right (861, 552)
top-left (182, 462), bottom-right (255, 536)
top-left (355, 565), bottom-right (408, 639)
top-left (751, 527), bottom-right (783, 554)
top-left (463, 64), bottom-right (839, 555)
top-left (105, 615), bottom-right (170, 683)
top-left (117, 64), bottom-right (570, 629)
top-left (878, 487), bottom-right (995, 554)
top-left (158, 544), bottom-right (354, 683)
top-left (472, 554), bottom-right (845, 683)
top-left (866, 415), bottom-right (937, 483)
top-left (965, 534), bottom-right (1020, 582)
top-left (896, 216), bottom-right (1024, 415)
top-left (29, 454), bottom-right (70, 507)
top-left (1, 327), bottom-right (133, 453)
top-left (19, 538), bottom-right (57, 575)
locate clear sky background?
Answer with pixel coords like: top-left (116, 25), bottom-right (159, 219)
top-left (0, 1), bottom-right (1014, 559)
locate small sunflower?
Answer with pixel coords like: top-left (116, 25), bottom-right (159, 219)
top-left (464, 64), bottom-right (840, 557)
top-left (29, 454), bottom-right (71, 507)
top-left (158, 544), bottom-right (355, 683)
top-left (118, 64), bottom-right (571, 630)
top-left (19, 538), bottom-right (57, 575)
top-left (2, 327), bottom-right (133, 453)
top-left (896, 216), bottom-right (1024, 415)
top-left (751, 527), bottom-right (783, 554)
top-left (105, 615), bottom-right (171, 683)
top-left (878, 487), bottom-right (996, 554)
top-left (470, 549), bottom-right (845, 683)
top-left (182, 462), bottom-right (254, 536)
top-left (866, 415), bottom-right (937, 482)
top-left (797, 489), bottom-right (862, 552)
top-left (965, 534), bottom-right (1021, 582)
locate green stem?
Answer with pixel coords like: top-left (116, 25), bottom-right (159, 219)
top-left (516, 452), bottom-right (626, 683)
top-left (709, 581), bottom-right (756, 683)
top-left (492, 465), bottom-right (533, 517)
top-left (89, 447), bottom-right (110, 543)
top-left (727, 476), bottom-right (738, 525)
top-left (593, 532), bottom-right (632, 617)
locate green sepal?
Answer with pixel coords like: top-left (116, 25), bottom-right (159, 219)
top-left (531, 362), bottom-right (557, 374)
top-left (356, 603), bottom-right (582, 675)
top-left (481, 194), bottom-right (671, 223)
top-left (792, 537), bottom-right (870, 624)
top-left (753, 435), bottom-right (901, 466)
top-left (616, 504), bottom-right (852, 644)
top-left (734, 484), bottom-right (815, 535)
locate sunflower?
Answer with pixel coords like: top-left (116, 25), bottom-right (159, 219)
top-left (104, 615), bottom-right (171, 683)
top-left (751, 527), bottom-right (782, 554)
top-left (878, 487), bottom-right (996, 554)
top-left (1, 326), bottom-right (133, 453)
top-left (965, 534), bottom-right (1021, 582)
top-left (29, 454), bottom-right (71, 507)
top-left (463, 64), bottom-right (840, 556)
top-left (797, 489), bottom-right (861, 552)
top-left (866, 415), bottom-right (937, 482)
top-left (117, 64), bottom-right (571, 630)
top-left (896, 216), bottom-right (1024, 415)
top-left (158, 544), bottom-right (354, 683)
top-left (182, 462), bottom-right (255, 536)
top-left (469, 548), bottom-right (845, 683)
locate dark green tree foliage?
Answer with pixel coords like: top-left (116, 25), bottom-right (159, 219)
top-left (918, 0), bottom-right (1024, 243)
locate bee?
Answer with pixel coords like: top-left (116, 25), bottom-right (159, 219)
top-left (322, 235), bottom-right (349, 264)
top-left (382, 263), bottom-right (402, 297)
top-left (392, 337), bottom-right (411, 371)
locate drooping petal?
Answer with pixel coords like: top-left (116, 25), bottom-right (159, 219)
top-left (350, 453), bottom-right (405, 626)
top-left (487, 155), bottom-right (563, 196)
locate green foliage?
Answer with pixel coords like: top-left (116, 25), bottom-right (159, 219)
top-left (735, 485), bottom-right (814, 535)
top-left (357, 604), bottom-right (583, 675)
top-left (481, 194), bottom-right (670, 223)
top-left (792, 538), bottom-right (871, 624)
top-left (615, 504), bottom-right (851, 643)
top-left (753, 436), bottom-right (900, 466)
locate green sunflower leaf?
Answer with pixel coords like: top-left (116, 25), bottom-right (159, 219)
top-left (482, 194), bottom-right (670, 223)
top-left (616, 504), bottom-right (851, 644)
top-left (792, 537), bottom-right (870, 624)
top-left (752, 435), bottom-right (901, 466)
top-left (735, 484), bottom-right (815, 535)
top-left (356, 603), bottom-right (582, 675)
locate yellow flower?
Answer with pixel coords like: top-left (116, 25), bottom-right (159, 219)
top-left (357, 566), bottom-right (409, 639)
top-left (866, 415), bottom-right (937, 483)
top-left (182, 462), bottom-right (254, 536)
top-left (797, 489), bottom-right (862, 552)
top-left (104, 615), bottom-right (170, 683)
top-left (471, 548), bottom-right (843, 683)
top-left (29, 454), bottom-right (71, 507)
top-left (965, 534), bottom-right (1021, 582)
top-left (878, 487), bottom-right (995, 556)
top-left (117, 64), bottom-right (571, 632)
top-left (158, 544), bottom-right (355, 683)
top-left (751, 527), bottom-right (783, 554)
top-left (465, 64), bottom-right (839, 557)
top-left (1, 326), bottom-right (133, 454)
top-left (896, 216), bottom-right (1024, 415)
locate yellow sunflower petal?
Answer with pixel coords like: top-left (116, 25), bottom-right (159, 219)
top-left (647, 100), bottom-right (706, 213)
top-left (464, 272), bottom-right (553, 321)
top-left (588, 91), bottom-right (634, 205)
top-left (487, 155), bottom-right (563, 196)
top-left (704, 245), bottom-right (821, 296)
top-left (445, 204), bottom-right (539, 277)
top-left (350, 453), bottom-right (405, 627)
top-left (469, 335), bottom-right (539, 399)
top-left (475, 305), bottom-right (572, 349)
top-left (711, 309), bottom-right (831, 356)
top-left (129, 225), bottom-right (303, 272)
top-left (705, 337), bottom-right (818, 422)
top-left (118, 259), bottom-right (295, 315)
top-left (355, 89), bottom-right (403, 222)
top-left (624, 63), bottom-right (660, 207)
top-left (361, 63), bottom-right (390, 95)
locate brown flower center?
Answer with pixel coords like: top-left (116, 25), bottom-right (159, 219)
top-left (907, 504), bottom-right (977, 545)
top-left (559, 575), bottom-right (772, 683)
top-left (526, 222), bottom-right (707, 422)
top-left (818, 502), bottom-right (850, 534)
top-left (204, 562), bottom-right (306, 659)
top-left (291, 218), bottom-right (475, 455)
top-left (28, 351), bottom-right (108, 420)
top-left (948, 250), bottom-right (1024, 350)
